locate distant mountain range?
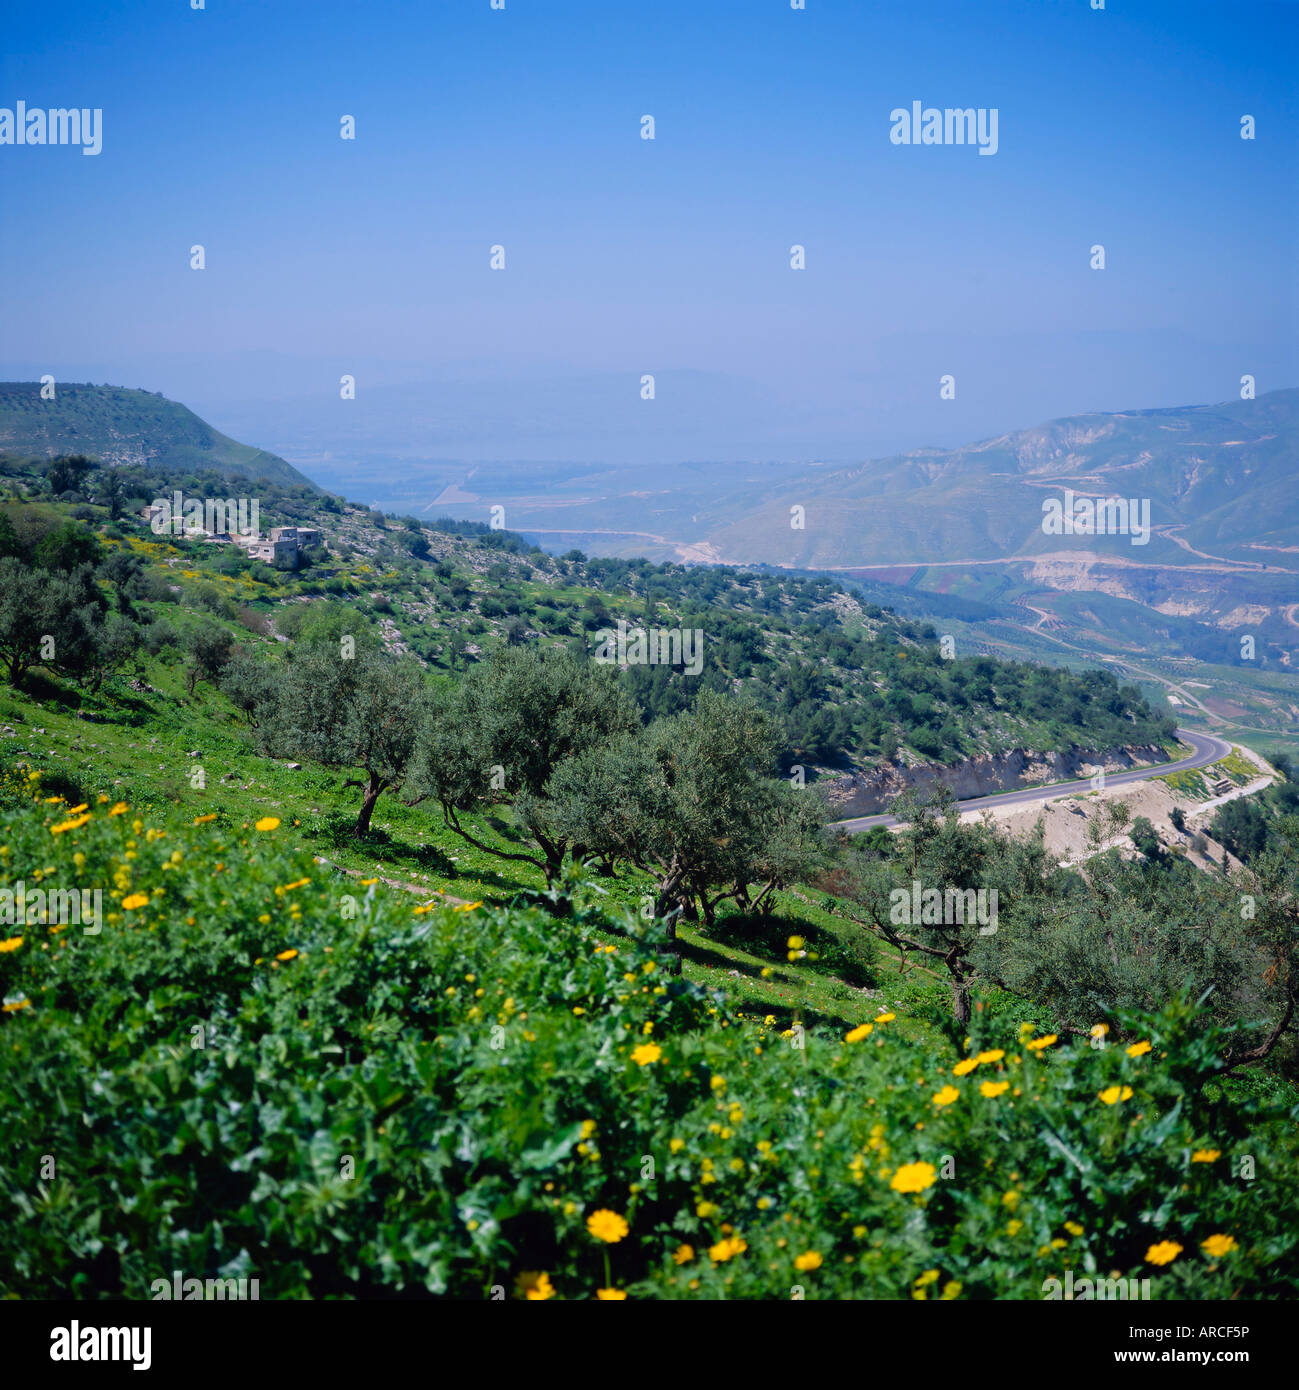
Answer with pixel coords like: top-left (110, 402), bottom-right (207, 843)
top-left (385, 386), bottom-right (1297, 685)
top-left (0, 382), bottom-right (316, 491)
top-left (285, 385), bottom-right (1293, 577)
top-left (705, 389), bottom-right (1299, 572)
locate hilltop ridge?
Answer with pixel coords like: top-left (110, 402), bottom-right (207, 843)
top-left (0, 382), bottom-right (317, 491)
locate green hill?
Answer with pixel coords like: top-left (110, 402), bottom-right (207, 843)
top-left (0, 382), bottom-right (317, 491)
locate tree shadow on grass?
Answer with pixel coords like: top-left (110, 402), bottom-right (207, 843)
top-left (677, 932), bottom-right (784, 984)
top-left (705, 909), bottom-right (878, 989)
top-left (319, 816), bottom-right (539, 895)
top-left (676, 933), bottom-right (869, 1033)
top-left (20, 671), bottom-right (83, 709)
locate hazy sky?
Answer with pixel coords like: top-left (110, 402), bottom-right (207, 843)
top-left (2, 0), bottom-right (1296, 465)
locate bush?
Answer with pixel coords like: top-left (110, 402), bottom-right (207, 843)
top-left (188, 581), bottom-right (239, 622)
top-left (1211, 798), bottom-right (1269, 863)
top-left (237, 606), bottom-right (271, 636)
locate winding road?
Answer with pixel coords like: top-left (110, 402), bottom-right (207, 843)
top-left (833, 728), bottom-right (1234, 833)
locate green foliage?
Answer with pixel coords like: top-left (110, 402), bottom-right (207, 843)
top-left (0, 383), bottom-right (315, 490)
top-left (183, 621), bottom-right (237, 696)
top-left (0, 794), bottom-right (1294, 1300)
top-left (830, 787), bottom-right (1056, 1028)
top-left (256, 650), bottom-right (429, 836)
top-left (0, 431), bottom-right (1291, 1301)
top-left (0, 557), bottom-right (129, 689)
top-left (831, 792), bottom-right (1299, 1077)
top-left (43, 454), bottom-right (96, 498)
top-left (551, 690), bottom-right (827, 925)
top-left (1211, 798), bottom-right (1269, 862)
top-left (34, 519), bottom-right (102, 572)
top-left (1130, 816), bottom-right (1163, 861)
top-left (411, 645), bottom-right (639, 880)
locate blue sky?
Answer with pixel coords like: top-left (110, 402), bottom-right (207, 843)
top-left (2, 0), bottom-right (1296, 465)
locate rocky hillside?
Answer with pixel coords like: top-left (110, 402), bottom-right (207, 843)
top-left (824, 740), bottom-right (1170, 819)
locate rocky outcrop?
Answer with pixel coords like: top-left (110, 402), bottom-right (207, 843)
top-left (822, 743), bottom-right (1168, 818)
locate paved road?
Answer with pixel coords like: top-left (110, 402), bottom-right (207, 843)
top-left (832, 728), bottom-right (1234, 833)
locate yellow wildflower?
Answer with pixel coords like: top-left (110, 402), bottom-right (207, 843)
top-left (890, 1162), bottom-right (937, 1194)
top-left (515, 1271), bottom-right (554, 1301)
top-left (586, 1209), bottom-right (629, 1243)
top-left (50, 814), bottom-right (92, 835)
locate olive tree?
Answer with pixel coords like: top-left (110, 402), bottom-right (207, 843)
top-left (549, 691), bottom-right (828, 953)
top-left (257, 649), bottom-right (429, 836)
top-left (408, 644), bottom-right (639, 881)
top-left (831, 786), bottom-right (1058, 1028)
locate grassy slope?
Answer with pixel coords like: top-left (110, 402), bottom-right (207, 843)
top-left (0, 649), bottom-right (959, 1047)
